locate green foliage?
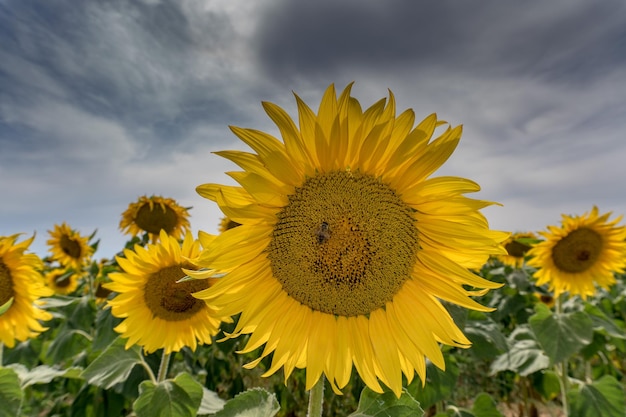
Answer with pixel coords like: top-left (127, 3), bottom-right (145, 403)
top-left (0, 367), bottom-right (22, 417)
top-left (134, 373), bottom-right (203, 417)
top-left (568, 376), bottom-right (626, 417)
top-left (529, 303), bottom-right (594, 364)
top-left (81, 338), bottom-right (147, 389)
top-left (211, 388), bottom-right (279, 417)
top-left (348, 387), bottom-right (424, 417)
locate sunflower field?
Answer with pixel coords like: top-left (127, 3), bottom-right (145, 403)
top-left (1, 85), bottom-right (625, 417)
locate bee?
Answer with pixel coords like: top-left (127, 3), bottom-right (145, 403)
top-left (315, 221), bottom-right (331, 244)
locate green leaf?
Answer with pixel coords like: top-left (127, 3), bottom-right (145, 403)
top-left (81, 337), bottom-right (145, 389)
top-left (46, 327), bottom-right (91, 364)
top-left (569, 375), bottom-right (625, 417)
top-left (0, 368), bottom-right (22, 417)
top-left (198, 386), bottom-right (226, 415)
top-left (348, 386), bottom-right (424, 417)
top-left (584, 303), bottom-right (626, 339)
top-left (6, 363), bottom-right (83, 388)
top-left (490, 326), bottom-right (550, 376)
top-left (529, 303), bottom-right (593, 364)
top-left (0, 297), bottom-right (13, 316)
top-left (212, 388), bottom-right (279, 417)
top-left (407, 360), bottom-right (459, 409)
top-left (471, 393), bottom-right (504, 417)
top-left (134, 377), bottom-right (199, 417)
top-left (464, 319), bottom-right (508, 359)
top-left (532, 370), bottom-right (561, 401)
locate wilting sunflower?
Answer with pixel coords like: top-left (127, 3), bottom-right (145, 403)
top-left (119, 195), bottom-right (191, 242)
top-left (193, 84), bottom-right (508, 396)
top-left (0, 234), bottom-right (53, 348)
top-left (497, 232), bottom-right (537, 268)
top-left (105, 230), bottom-right (223, 354)
top-left (47, 223), bottom-right (93, 269)
top-left (527, 206), bottom-right (626, 299)
top-left (45, 269), bottom-right (81, 295)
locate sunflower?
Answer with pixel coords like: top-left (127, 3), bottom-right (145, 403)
top-left (104, 230), bottom-right (223, 354)
top-left (0, 234), bottom-right (53, 348)
top-left (119, 195), bottom-right (191, 242)
top-left (496, 232), bottom-right (537, 268)
top-left (45, 269), bottom-right (81, 295)
top-left (47, 223), bottom-right (93, 269)
top-left (527, 206), bottom-right (626, 299)
top-left (219, 217), bottom-right (242, 233)
top-left (193, 84), bottom-right (508, 396)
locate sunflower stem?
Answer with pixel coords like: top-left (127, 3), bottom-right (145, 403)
top-left (157, 351), bottom-right (171, 383)
top-left (555, 294), bottom-right (569, 417)
top-left (307, 374), bottom-right (325, 417)
top-left (0, 342), bottom-right (3, 366)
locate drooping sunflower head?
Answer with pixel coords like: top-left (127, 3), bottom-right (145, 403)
top-left (45, 268), bottom-right (81, 295)
top-left (194, 84), bottom-right (508, 396)
top-left (527, 206), bottom-right (626, 299)
top-left (119, 195), bottom-right (191, 242)
top-left (496, 232), bottom-right (537, 268)
top-left (105, 230), bottom-right (224, 354)
top-left (0, 234), bottom-right (53, 348)
top-left (46, 223), bottom-right (93, 270)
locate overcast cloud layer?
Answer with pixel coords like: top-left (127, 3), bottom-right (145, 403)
top-left (1, 0), bottom-right (626, 257)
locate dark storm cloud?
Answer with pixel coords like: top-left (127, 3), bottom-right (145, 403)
top-left (0, 0), bottom-right (241, 147)
top-left (256, 0), bottom-right (626, 83)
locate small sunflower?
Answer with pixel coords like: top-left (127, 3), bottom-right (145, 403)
top-left (497, 232), bottom-right (537, 268)
top-left (0, 234), bottom-right (53, 348)
top-left (193, 84), bottom-right (508, 396)
top-left (45, 269), bottom-right (81, 295)
top-left (47, 223), bottom-right (93, 269)
top-left (119, 195), bottom-right (191, 242)
top-left (527, 206), bottom-right (626, 299)
top-left (219, 217), bottom-right (242, 233)
top-left (105, 230), bottom-right (223, 354)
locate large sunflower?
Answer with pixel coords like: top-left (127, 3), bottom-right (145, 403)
top-left (104, 230), bottom-right (223, 354)
top-left (193, 84), bottom-right (508, 396)
top-left (119, 195), bottom-right (191, 242)
top-left (47, 223), bottom-right (93, 269)
top-left (0, 234), bottom-right (53, 348)
top-left (527, 206), bottom-right (626, 299)
top-left (496, 232), bottom-right (537, 268)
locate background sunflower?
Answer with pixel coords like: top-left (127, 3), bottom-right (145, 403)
top-left (119, 195), bottom-right (191, 242)
top-left (0, 234), bottom-right (53, 348)
top-left (527, 206), bottom-right (626, 299)
top-left (45, 268), bottom-right (81, 295)
top-left (105, 230), bottom-right (223, 354)
top-left (46, 222), bottom-right (93, 269)
top-left (496, 232), bottom-right (537, 268)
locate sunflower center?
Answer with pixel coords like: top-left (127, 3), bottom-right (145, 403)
top-left (60, 234), bottom-right (83, 259)
top-left (551, 227), bottom-right (603, 273)
top-left (0, 260), bottom-right (15, 306)
top-left (135, 203), bottom-right (179, 235)
top-left (267, 170), bottom-right (419, 317)
top-left (143, 264), bottom-right (210, 321)
top-left (54, 273), bottom-right (72, 288)
top-left (505, 240), bottom-right (532, 258)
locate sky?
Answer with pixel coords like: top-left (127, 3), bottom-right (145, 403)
top-left (1, 0), bottom-right (626, 259)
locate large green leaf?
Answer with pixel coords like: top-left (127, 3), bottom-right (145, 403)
top-left (568, 375), bottom-right (625, 417)
top-left (212, 388), bottom-right (279, 417)
top-left (46, 327), bottom-right (92, 364)
top-left (490, 326), bottom-right (550, 376)
top-left (583, 303), bottom-right (626, 339)
top-left (464, 319), bottom-right (508, 359)
top-left (198, 386), bottom-right (226, 415)
top-left (81, 337), bottom-right (145, 389)
top-left (6, 363), bottom-right (82, 387)
top-left (471, 393), bottom-right (504, 417)
top-left (133, 373), bottom-right (203, 417)
top-left (348, 387), bottom-right (424, 417)
top-left (529, 304), bottom-right (593, 364)
top-left (407, 360), bottom-right (459, 409)
top-left (0, 368), bottom-right (22, 417)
